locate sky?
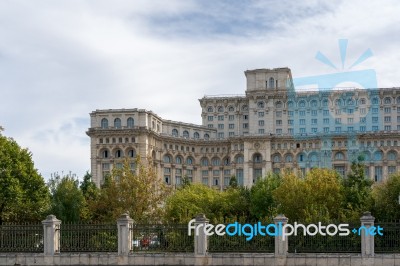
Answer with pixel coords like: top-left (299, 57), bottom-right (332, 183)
top-left (1, 0), bottom-right (400, 180)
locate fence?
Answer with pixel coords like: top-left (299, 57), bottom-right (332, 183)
top-left (0, 212), bottom-right (399, 256)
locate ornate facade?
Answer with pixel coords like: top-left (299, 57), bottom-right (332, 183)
top-left (87, 67), bottom-right (400, 188)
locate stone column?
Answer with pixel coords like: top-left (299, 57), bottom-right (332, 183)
top-left (360, 212), bottom-right (375, 256)
top-left (117, 213), bottom-right (133, 255)
top-left (42, 215), bottom-right (61, 255)
top-left (194, 214), bottom-right (209, 256)
top-left (274, 214), bottom-right (288, 257)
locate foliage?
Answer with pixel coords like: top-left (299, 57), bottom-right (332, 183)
top-left (88, 157), bottom-right (171, 223)
top-left (372, 173), bottom-right (400, 220)
top-left (274, 169), bottom-right (344, 223)
top-left (48, 173), bottom-right (86, 222)
top-left (0, 135), bottom-right (50, 224)
top-left (250, 173), bottom-right (281, 221)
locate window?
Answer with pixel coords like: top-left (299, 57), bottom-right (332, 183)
top-left (275, 101), bottom-right (282, 108)
top-left (201, 158), bottom-right (209, 166)
top-left (335, 127), bottom-right (341, 133)
top-left (335, 109), bottom-right (341, 115)
top-left (228, 124), bottom-right (234, 129)
top-left (218, 124), bottom-right (224, 129)
top-left (300, 119), bottom-right (305, 125)
top-left (102, 149), bottom-right (109, 158)
top-left (388, 151), bottom-right (397, 161)
top-left (324, 127), bottom-right (329, 133)
top-left (372, 98), bottom-right (379, 105)
top-left (323, 118), bottom-right (329, 124)
top-left (102, 163), bottom-right (110, 170)
top-left (114, 118), bottom-right (121, 128)
top-left (384, 97), bottom-right (391, 104)
top-left (258, 112), bottom-right (264, 117)
top-left (311, 110), bottom-right (317, 116)
top-left (388, 166), bottom-right (396, 174)
top-left (335, 118), bottom-right (341, 124)
top-left (372, 117), bottom-right (378, 123)
top-left (348, 127), bottom-right (354, 132)
top-left (347, 118), bottom-right (353, 124)
top-left (385, 107), bottom-right (391, 113)
top-left (311, 128), bottom-right (317, 133)
top-left (299, 111), bottom-right (305, 116)
top-left (258, 101), bottom-right (265, 108)
top-left (300, 128), bottom-right (306, 133)
top-left (360, 108), bottom-right (366, 115)
top-left (273, 154), bottom-right (281, 163)
top-left (276, 111), bottom-right (282, 117)
top-left (229, 115), bottom-right (235, 120)
top-left (204, 133), bottom-right (210, 140)
top-left (194, 132), bottom-right (200, 139)
top-left (347, 109), bottom-right (354, 114)
top-left (288, 101), bottom-right (294, 108)
top-left (322, 99), bottom-right (328, 107)
top-left (127, 117), bottom-right (134, 128)
top-left (384, 116), bottom-right (391, 122)
top-left (384, 125), bottom-right (391, 131)
top-left (269, 77), bottom-right (275, 88)
top-left (298, 153), bottom-right (305, 162)
top-left (276, 120), bottom-right (282, 126)
top-left (243, 115), bottom-right (248, 120)
top-left (288, 119), bottom-right (294, 125)
top-left (217, 106), bottom-right (224, 112)
top-left (212, 157), bottom-right (221, 166)
top-left (202, 177), bottom-right (209, 186)
top-left (311, 100), bottom-right (318, 107)
top-left (360, 117), bottom-right (366, 123)
top-left (128, 149), bottom-right (135, 158)
top-left (236, 155), bottom-right (244, 164)
top-left (323, 110), bottom-right (329, 116)
top-left (176, 156), bottom-right (182, 164)
top-left (242, 105), bottom-right (248, 111)
top-left (213, 170), bottom-right (220, 176)
top-left (218, 115), bottom-right (224, 121)
top-left (288, 111), bottom-right (294, 116)
top-left (299, 100), bottom-right (306, 108)
top-left (101, 118), bottom-right (108, 129)
top-left (202, 170), bottom-right (209, 176)
top-left (172, 129), bottom-right (178, 137)
top-left (253, 154), bottom-right (262, 163)
top-left (335, 99), bottom-right (342, 106)
top-left (163, 155), bottom-right (172, 163)
top-left (208, 116), bottom-right (213, 121)
top-left (243, 123), bottom-right (248, 129)
top-left (229, 132), bottom-right (234, 136)
top-left (228, 106), bottom-right (234, 112)
top-left (276, 129), bottom-right (282, 134)
top-left (375, 166), bottom-right (382, 182)
top-left (115, 149), bottom-right (122, 158)
top-left (183, 130), bottom-right (189, 138)
top-left (207, 106), bottom-right (213, 112)
top-left (311, 119), bottom-right (317, 125)
top-left (187, 157), bottom-right (193, 165)
top-left (285, 154), bottom-right (293, 162)
top-left (360, 98), bottom-right (366, 105)
top-left (335, 152), bottom-right (345, 160)
top-left (259, 129), bottom-right (265, 134)
top-left (372, 126), bottom-right (379, 131)
top-left (374, 151), bottom-right (383, 161)
top-left (218, 132), bottom-right (224, 138)
top-left (347, 99), bottom-right (354, 105)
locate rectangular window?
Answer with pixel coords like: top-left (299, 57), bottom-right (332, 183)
top-left (311, 119), bottom-right (317, 125)
top-left (384, 125), bottom-right (391, 131)
top-left (323, 110), bottom-right (329, 116)
top-left (384, 116), bottom-right (391, 122)
top-left (335, 109), bottom-right (341, 115)
top-left (229, 132), bottom-right (234, 136)
top-left (243, 115), bottom-right (248, 120)
top-left (348, 127), bottom-right (354, 132)
top-left (102, 163), bottom-right (110, 170)
top-left (375, 166), bottom-right (382, 182)
top-left (372, 117), bottom-right (378, 123)
top-left (224, 177), bottom-right (230, 186)
top-left (348, 109), bottom-right (354, 114)
top-left (186, 169), bottom-right (193, 176)
top-left (229, 124), bottom-right (234, 129)
top-left (224, 169), bottom-right (230, 176)
top-left (323, 118), bottom-right (329, 124)
top-left (385, 107), bottom-right (391, 113)
top-left (218, 115), bottom-right (224, 121)
top-left (276, 111), bottom-right (282, 117)
top-left (258, 129), bottom-right (265, 134)
top-left (229, 115), bottom-right (235, 120)
top-left (372, 126), bottom-right (379, 131)
top-left (236, 169), bottom-right (244, 186)
top-left (202, 170), bottom-right (209, 176)
top-left (208, 124), bottom-right (213, 128)
top-left (300, 119), bottom-right (305, 125)
top-left (258, 112), bottom-right (264, 117)
top-left (347, 118), bottom-right (353, 124)
top-left (218, 132), bottom-right (224, 138)
top-left (259, 120), bottom-right (265, 126)
top-left (360, 126), bottom-right (366, 132)
top-left (276, 120), bottom-right (282, 125)
top-left (213, 170), bottom-right (220, 176)
top-left (324, 127), bottom-right (329, 133)
top-left (243, 123), bottom-right (248, 129)
top-left (335, 118), bottom-right (341, 124)
top-left (288, 111), bottom-right (294, 116)
top-left (300, 128), bottom-right (306, 133)
top-left (288, 119), bottom-right (294, 125)
top-left (299, 111), bottom-right (305, 116)
top-left (288, 128), bottom-right (294, 134)
top-left (398, 107), bottom-right (400, 113)
top-left (207, 116), bottom-right (213, 121)
top-left (311, 110), bottom-right (317, 116)
top-left (202, 177), bottom-right (209, 186)
top-left (360, 108), bottom-right (366, 114)
top-left (397, 116), bottom-right (400, 123)
top-left (372, 108), bottom-right (378, 114)
top-left (311, 128), bottom-right (317, 133)
top-left (218, 124), bottom-right (224, 129)
top-left (253, 169), bottom-right (262, 183)
top-left (335, 127), bottom-right (341, 133)
top-left (360, 117), bottom-right (366, 123)
top-left (388, 166), bottom-right (396, 174)
top-left (276, 129), bottom-right (282, 134)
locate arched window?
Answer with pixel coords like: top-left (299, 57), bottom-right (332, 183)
top-left (335, 152), bottom-right (345, 161)
top-left (127, 117), bottom-right (134, 128)
top-left (285, 154), bottom-right (293, 163)
top-left (275, 101), bottom-right (282, 108)
top-left (258, 101), bottom-right (265, 108)
top-left (310, 100), bottom-right (318, 107)
top-left (347, 99), bottom-right (354, 105)
top-left (102, 149), bottom-right (109, 158)
top-left (223, 157), bottom-right (230, 166)
top-left (236, 155), bottom-right (244, 164)
top-left (201, 157), bottom-right (209, 166)
top-left (212, 157), bottom-right (220, 166)
top-left (217, 106), bottom-right (224, 112)
top-left (207, 106), bottom-right (213, 112)
top-left (388, 151), bottom-right (397, 161)
top-left (242, 105), bottom-right (248, 111)
top-left (363, 152), bottom-right (371, 162)
top-left (372, 97), bottom-right (379, 105)
top-left (384, 97), bottom-right (391, 104)
top-left (194, 132), bottom-right (200, 139)
top-left (299, 100), bottom-right (306, 108)
top-left (287, 101), bottom-right (294, 108)
top-left (114, 118), bottom-right (121, 129)
top-left (360, 98), bottom-right (366, 105)
top-left (183, 130), bottom-right (189, 138)
top-left (101, 118), bottom-right (108, 129)
top-left (309, 153), bottom-right (318, 162)
top-left (228, 106), bottom-right (234, 112)
top-left (297, 153), bottom-right (306, 162)
top-left (273, 154), bottom-right (281, 163)
top-left (176, 156), bottom-right (182, 164)
top-left (115, 149), bottom-right (122, 158)
top-left (253, 153), bottom-right (262, 163)
top-left (204, 133), bottom-right (210, 140)
top-left (269, 77), bottom-right (275, 88)
top-left (335, 99), bottom-right (342, 106)
top-left (163, 155), bottom-right (172, 163)
top-left (186, 157), bottom-right (193, 165)
top-left (322, 99), bottom-right (328, 107)
top-left (373, 151), bottom-right (383, 161)
top-left (128, 149), bottom-right (135, 158)
top-left (172, 129), bottom-right (178, 137)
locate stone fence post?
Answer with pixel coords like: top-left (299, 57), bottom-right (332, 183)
top-left (117, 213), bottom-right (133, 255)
top-left (194, 214), bottom-right (209, 256)
top-left (360, 211), bottom-right (375, 256)
top-left (42, 215), bottom-right (61, 255)
top-left (274, 214), bottom-right (288, 257)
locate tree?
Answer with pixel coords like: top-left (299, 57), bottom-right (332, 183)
top-left (0, 135), bottom-right (50, 223)
top-left (250, 173), bottom-right (281, 221)
top-left (88, 157), bottom-right (171, 223)
top-left (342, 157), bottom-right (373, 221)
top-left (48, 173), bottom-right (86, 222)
top-left (372, 173), bottom-right (400, 220)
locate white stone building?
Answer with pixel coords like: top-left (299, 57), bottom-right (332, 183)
top-left (87, 67), bottom-right (400, 188)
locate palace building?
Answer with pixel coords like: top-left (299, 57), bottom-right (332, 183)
top-left (87, 67), bottom-right (400, 188)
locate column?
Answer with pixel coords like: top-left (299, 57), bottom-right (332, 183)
top-left (194, 214), bottom-right (209, 256)
top-left (42, 215), bottom-right (61, 255)
top-left (117, 213), bottom-right (134, 255)
top-left (274, 214), bottom-right (288, 257)
top-left (360, 211), bottom-right (375, 256)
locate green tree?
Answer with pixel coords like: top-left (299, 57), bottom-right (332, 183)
top-left (0, 135), bottom-right (50, 224)
top-left (48, 173), bottom-right (86, 222)
top-left (250, 173), bottom-right (281, 221)
top-left (342, 157), bottom-right (373, 221)
top-left (372, 173), bottom-right (400, 220)
top-left (89, 157), bottom-right (171, 223)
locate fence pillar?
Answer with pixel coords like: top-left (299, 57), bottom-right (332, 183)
top-left (274, 214), bottom-right (288, 257)
top-left (117, 213), bottom-right (133, 255)
top-left (360, 211), bottom-right (375, 256)
top-left (42, 215), bottom-right (61, 255)
top-left (194, 214), bottom-right (209, 256)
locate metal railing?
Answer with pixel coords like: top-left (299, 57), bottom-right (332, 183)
top-left (0, 223), bottom-right (43, 253)
top-left (288, 223), bottom-right (361, 253)
top-left (60, 222), bottom-right (117, 252)
top-left (208, 233), bottom-right (274, 253)
top-left (375, 220), bottom-right (400, 253)
top-left (130, 224), bottom-right (193, 253)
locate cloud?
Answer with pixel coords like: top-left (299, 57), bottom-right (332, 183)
top-left (0, 0), bottom-right (399, 180)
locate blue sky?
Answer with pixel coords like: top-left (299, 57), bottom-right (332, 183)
top-left (1, 0), bottom-right (400, 180)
